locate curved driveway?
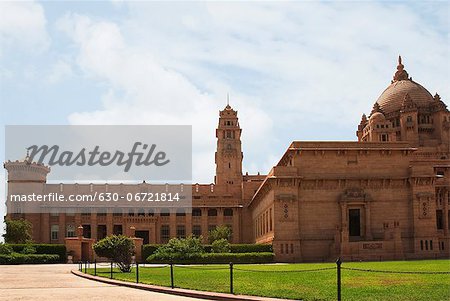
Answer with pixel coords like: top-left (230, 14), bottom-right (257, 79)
top-left (0, 264), bottom-right (203, 301)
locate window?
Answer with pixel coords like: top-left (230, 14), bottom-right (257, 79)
top-left (137, 209), bottom-right (145, 216)
top-left (291, 244), bottom-right (294, 253)
top-left (280, 244), bottom-right (284, 254)
top-left (82, 225), bottom-right (91, 238)
top-left (349, 209), bottom-right (361, 237)
top-left (436, 210), bottom-right (443, 229)
top-left (176, 225), bottom-right (186, 238)
top-left (420, 240), bottom-right (424, 250)
top-left (407, 116), bottom-right (412, 122)
top-left (160, 208), bottom-right (170, 216)
top-left (208, 209), bottom-right (217, 216)
top-left (128, 209), bottom-right (135, 216)
top-left (430, 240), bottom-right (433, 250)
top-left (113, 225), bottom-right (123, 235)
top-left (192, 208), bottom-right (202, 216)
top-left (161, 225), bottom-right (170, 243)
top-left (66, 224), bottom-right (75, 238)
top-left (97, 225), bottom-right (107, 240)
top-left (425, 240), bottom-right (429, 250)
top-left (147, 209), bottom-right (155, 216)
top-left (51, 225), bottom-right (59, 240)
top-left (113, 208), bottom-right (122, 216)
top-left (192, 225), bottom-right (202, 237)
top-left (224, 208), bottom-right (233, 216)
top-left (176, 208), bottom-right (186, 216)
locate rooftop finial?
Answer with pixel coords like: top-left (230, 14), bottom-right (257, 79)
top-left (392, 55), bottom-right (409, 83)
top-left (225, 93), bottom-right (231, 109)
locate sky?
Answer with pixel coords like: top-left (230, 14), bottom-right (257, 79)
top-left (0, 1), bottom-right (449, 239)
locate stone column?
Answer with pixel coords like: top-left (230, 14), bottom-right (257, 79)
top-left (232, 208), bottom-right (240, 243)
top-left (106, 210), bottom-right (113, 236)
top-left (186, 213), bottom-right (192, 236)
top-left (91, 212), bottom-right (97, 240)
top-left (443, 189), bottom-right (449, 236)
top-left (365, 202), bottom-right (372, 240)
top-left (58, 213), bottom-right (66, 244)
top-left (201, 208), bottom-right (208, 243)
top-left (169, 210), bottom-right (176, 238)
top-left (218, 208), bottom-right (224, 226)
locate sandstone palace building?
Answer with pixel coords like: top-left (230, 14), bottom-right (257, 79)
top-left (4, 57), bottom-right (450, 262)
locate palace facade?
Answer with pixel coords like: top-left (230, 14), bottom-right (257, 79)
top-left (5, 57), bottom-right (450, 262)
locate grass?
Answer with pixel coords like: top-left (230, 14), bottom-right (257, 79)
top-left (86, 259), bottom-right (450, 301)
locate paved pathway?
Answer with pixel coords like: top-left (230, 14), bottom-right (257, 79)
top-left (0, 264), bottom-right (203, 301)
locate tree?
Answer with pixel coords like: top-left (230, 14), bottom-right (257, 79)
top-left (208, 225), bottom-right (232, 244)
top-left (93, 235), bottom-right (135, 272)
top-left (3, 218), bottom-right (32, 244)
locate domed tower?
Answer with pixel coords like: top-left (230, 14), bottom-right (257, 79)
top-left (357, 56), bottom-right (449, 147)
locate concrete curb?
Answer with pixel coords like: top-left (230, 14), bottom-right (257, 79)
top-left (71, 269), bottom-right (298, 301)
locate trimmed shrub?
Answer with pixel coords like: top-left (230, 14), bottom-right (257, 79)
top-left (142, 244), bottom-right (162, 260)
top-left (8, 244), bottom-right (66, 263)
top-left (93, 235), bottom-right (135, 272)
top-left (211, 239), bottom-right (230, 253)
top-left (147, 252), bottom-right (274, 264)
top-left (0, 244), bottom-right (13, 255)
top-left (151, 236), bottom-right (204, 261)
top-left (230, 244), bottom-right (272, 253)
top-left (0, 253), bottom-right (60, 264)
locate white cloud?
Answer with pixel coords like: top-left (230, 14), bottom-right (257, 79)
top-left (0, 1), bottom-right (49, 54)
top-left (46, 59), bottom-right (73, 84)
top-left (58, 13), bottom-right (274, 183)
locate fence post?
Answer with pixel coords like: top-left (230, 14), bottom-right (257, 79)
top-left (136, 262), bottom-right (139, 283)
top-left (84, 261), bottom-right (87, 273)
top-left (336, 257), bottom-right (342, 301)
top-left (230, 262), bottom-right (234, 294)
top-left (110, 261), bottom-right (113, 279)
top-left (94, 260), bottom-right (97, 276)
top-left (79, 261), bottom-right (81, 272)
top-left (170, 262), bottom-right (174, 289)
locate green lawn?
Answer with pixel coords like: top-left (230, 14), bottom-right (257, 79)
top-left (86, 259), bottom-right (450, 301)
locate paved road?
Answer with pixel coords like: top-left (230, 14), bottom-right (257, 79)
top-left (0, 264), bottom-right (203, 301)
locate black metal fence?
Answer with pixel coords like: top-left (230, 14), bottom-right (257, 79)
top-left (78, 258), bottom-right (449, 301)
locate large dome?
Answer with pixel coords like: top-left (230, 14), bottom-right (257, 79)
top-left (376, 56), bottom-right (434, 115)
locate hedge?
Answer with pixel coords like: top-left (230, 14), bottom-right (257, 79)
top-left (230, 244), bottom-right (272, 253)
top-left (147, 252), bottom-right (274, 264)
top-left (142, 243), bottom-right (272, 258)
top-left (0, 253), bottom-right (60, 265)
top-left (8, 244), bottom-right (66, 263)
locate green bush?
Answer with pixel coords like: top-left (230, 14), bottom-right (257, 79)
top-left (230, 244), bottom-right (272, 253)
top-left (147, 252), bottom-right (274, 264)
top-left (93, 235), bottom-right (135, 272)
top-left (20, 245), bottom-right (37, 254)
top-left (151, 236), bottom-right (204, 261)
top-left (0, 253), bottom-right (60, 264)
top-left (208, 225), bottom-right (232, 244)
top-left (8, 244), bottom-right (66, 262)
top-left (0, 243), bottom-right (13, 255)
top-left (3, 218), bottom-right (32, 244)
top-left (211, 239), bottom-right (230, 253)
top-left (142, 244), bottom-right (162, 260)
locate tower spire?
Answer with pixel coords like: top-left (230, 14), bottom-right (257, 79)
top-left (225, 93), bottom-right (231, 109)
top-left (392, 55), bottom-right (409, 83)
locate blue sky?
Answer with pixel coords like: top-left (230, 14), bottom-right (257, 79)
top-left (0, 1), bottom-right (449, 238)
